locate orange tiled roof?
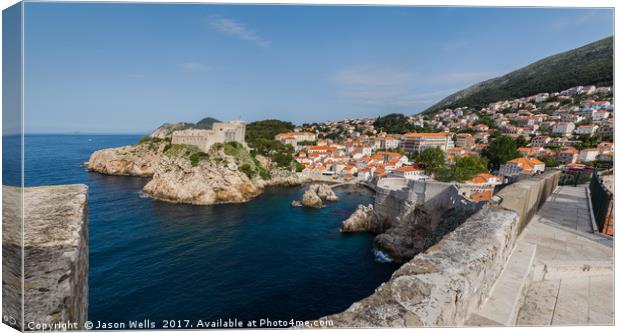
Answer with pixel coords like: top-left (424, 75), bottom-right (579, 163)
top-left (308, 145), bottom-right (338, 151)
top-left (402, 132), bottom-right (448, 137)
top-left (471, 190), bottom-right (494, 202)
top-left (507, 157), bottom-right (544, 171)
top-left (394, 166), bottom-right (420, 172)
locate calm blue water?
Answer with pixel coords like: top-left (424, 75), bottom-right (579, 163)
top-left (13, 135), bottom-right (398, 326)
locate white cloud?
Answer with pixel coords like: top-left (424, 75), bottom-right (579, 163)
top-left (177, 62), bottom-right (210, 71)
top-left (206, 16), bottom-right (270, 47)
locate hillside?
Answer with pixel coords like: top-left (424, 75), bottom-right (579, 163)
top-left (422, 36), bottom-right (613, 114)
top-left (148, 117), bottom-right (221, 138)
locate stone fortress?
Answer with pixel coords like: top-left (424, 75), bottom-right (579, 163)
top-left (171, 121), bottom-right (246, 153)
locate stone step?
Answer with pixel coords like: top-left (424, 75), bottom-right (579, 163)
top-left (531, 260), bottom-right (613, 281)
top-left (468, 242), bottom-right (537, 326)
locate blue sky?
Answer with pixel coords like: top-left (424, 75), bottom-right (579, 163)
top-left (22, 3), bottom-right (613, 133)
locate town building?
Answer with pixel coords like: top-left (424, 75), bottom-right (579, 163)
top-left (499, 157), bottom-right (546, 176)
top-left (275, 132), bottom-right (317, 147)
top-left (579, 148), bottom-right (600, 162)
top-left (455, 133), bottom-right (475, 150)
top-left (391, 165), bottom-right (427, 180)
top-left (575, 125), bottom-right (598, 136)
top-left (552, 122), bottom-right (575, 136)
top-left (557, 147), bottom-right (579, 164)
top-left (401, 132), bottom-right (454, 154)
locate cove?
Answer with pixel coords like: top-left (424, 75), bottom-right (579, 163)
top-left (21, 134), bottom-right (399, 326)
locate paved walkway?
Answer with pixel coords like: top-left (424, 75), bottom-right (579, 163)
top-left (515, 185), bottom-right (614, 325)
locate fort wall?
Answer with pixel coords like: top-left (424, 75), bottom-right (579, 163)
top-left (171, 121), bottom-right (246, 153)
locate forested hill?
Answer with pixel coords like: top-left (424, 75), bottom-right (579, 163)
top-left (422, 36), bottom-right (613, 114)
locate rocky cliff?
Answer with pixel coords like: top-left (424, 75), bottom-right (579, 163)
top-left (84, 139), bottom-right (167, 176)
top-left (142, 144), bottom-right (264, 205)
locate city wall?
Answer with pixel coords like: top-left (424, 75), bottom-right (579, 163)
top-left (324, 171), bottom-right (561, 327)
top-left (2, 185), bottom-right (89, 330)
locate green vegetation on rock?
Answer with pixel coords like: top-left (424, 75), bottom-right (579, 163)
top-left (189, 152), bottom-right (209, 167)
top-left (245, 119), bottom-right (299, 171)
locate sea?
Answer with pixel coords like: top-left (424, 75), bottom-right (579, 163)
top-left (3, 134), bottom-right (399, 327)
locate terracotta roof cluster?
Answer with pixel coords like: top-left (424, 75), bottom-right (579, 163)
top-left (402, 132), bottom-right (449, 137)
top-left (507, 157), bottom-right (544, 171)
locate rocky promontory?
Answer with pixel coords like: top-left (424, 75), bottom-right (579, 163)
top-left (84, 139), bottom-right (168, 177)
top-left (86, 136), bottom-right (308, 205)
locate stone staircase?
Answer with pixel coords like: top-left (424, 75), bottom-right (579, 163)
top-left (467, 185), bottom-right (614, 326)
top-left (467, 241), bottom-right (537, 326)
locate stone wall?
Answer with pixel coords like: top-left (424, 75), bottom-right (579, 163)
top-left (324, 171), bottom-right (560, 327)
top-left (370, 179), bottom-right (484, 261)
top-left (496, 171), bottom-right (560, 233)
top-left (2, 185), bottom-right (89, 330)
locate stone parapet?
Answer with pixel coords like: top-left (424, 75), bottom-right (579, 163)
top-left (496, 171), bottom-right (560, 233)
top-left (2, 185), bottom-right (89, 330)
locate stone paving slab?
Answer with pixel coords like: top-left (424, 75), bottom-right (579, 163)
top-left (473, 242), bottom-right (537, 325)
top-left (515, 185), bottom-right (614, 326)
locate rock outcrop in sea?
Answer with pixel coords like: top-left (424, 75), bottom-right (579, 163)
top-left (295, 183), bottom-right (339, 208)
top-left (341, 204), bottom-right (375, 232)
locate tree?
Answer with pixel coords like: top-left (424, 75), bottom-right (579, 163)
top-left (415, 147), bottom-right (446, 174)
top-left (578, 134), bottom-right (600, 149)
top-left (540, 157), bottom-right (559, 167)
top-left (452, 155), bottom-right (489, 182)
top-left (482, 135), bottom-right (521, 170)
top-left (515, 135), bottom-right (528, 148)
top-left (473, 115), bottom-right (495, 129)
top-left (374, 113), bottom-right (411, 134)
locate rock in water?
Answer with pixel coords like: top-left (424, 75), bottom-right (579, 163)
top-left (301, 188), bottom-right (323, 208)
top-left (291, 200), bottom-right (303, 207)
top-left (297, 183), bottom-right (339, 208)
top-left (341, 204), bottom-right (374, 232)
top-left (314, 184), bottom-right (339, 201)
